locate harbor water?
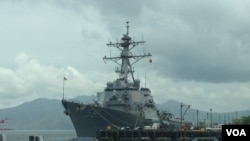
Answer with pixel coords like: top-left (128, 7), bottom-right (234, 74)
top-left (0, 130), bottom-right (78, 141)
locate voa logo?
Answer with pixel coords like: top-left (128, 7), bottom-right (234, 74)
top-left (226, 129), bottom-right (246, 136)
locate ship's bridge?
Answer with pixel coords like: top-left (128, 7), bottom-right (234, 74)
top-left (104, 79), bottom-right (141, 91)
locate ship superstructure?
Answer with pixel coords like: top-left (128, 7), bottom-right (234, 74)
top-left (98, 22), bottom-right (158, 121)
top-left (62, 22), bottom-right (169, 137)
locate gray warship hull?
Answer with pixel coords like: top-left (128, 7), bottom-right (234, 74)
top-left (62, 100), bottom-right (147, 137)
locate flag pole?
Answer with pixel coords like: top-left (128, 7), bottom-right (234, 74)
top-left (63, 76), bottom-right (67, 100)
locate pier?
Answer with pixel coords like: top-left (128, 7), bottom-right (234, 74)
top-left (96, 129), bottom-right (221, 141)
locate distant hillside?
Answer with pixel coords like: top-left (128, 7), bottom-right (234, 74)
top-left (0, 95), bottom-right (249, 130)
top-left (0, 98), bottom-right (73, 130)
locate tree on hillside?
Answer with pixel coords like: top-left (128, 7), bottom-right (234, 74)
top-left (233, 116), bottom-right (250, 125)
top-left (241, 116), bottom-right (250, 125)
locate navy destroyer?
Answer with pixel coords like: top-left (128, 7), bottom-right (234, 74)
top-left (62, 22), bottom-right (178, 137)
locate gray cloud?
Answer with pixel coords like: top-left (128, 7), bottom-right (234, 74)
top-left (135, 0), bottom-right (250, 82)
top-left (0, 0), bottom-right (250, 112)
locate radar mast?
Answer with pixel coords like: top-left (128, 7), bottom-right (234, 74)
top-left (103, 22), bottom-right (152, 86)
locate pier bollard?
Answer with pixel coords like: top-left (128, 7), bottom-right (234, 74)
top-left (29, 135), bottom-right (44, 141)
top-left (0, 134), bottom-right (6, 141)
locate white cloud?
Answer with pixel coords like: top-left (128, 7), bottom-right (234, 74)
top-left (0, 52), bottom-right (111, 108)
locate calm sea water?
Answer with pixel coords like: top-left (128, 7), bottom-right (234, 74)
top-left (0, 130), bottom-right (78, 141)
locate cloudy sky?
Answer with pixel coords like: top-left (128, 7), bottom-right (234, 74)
top-left (0, 0), bottom-right (250, 113)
